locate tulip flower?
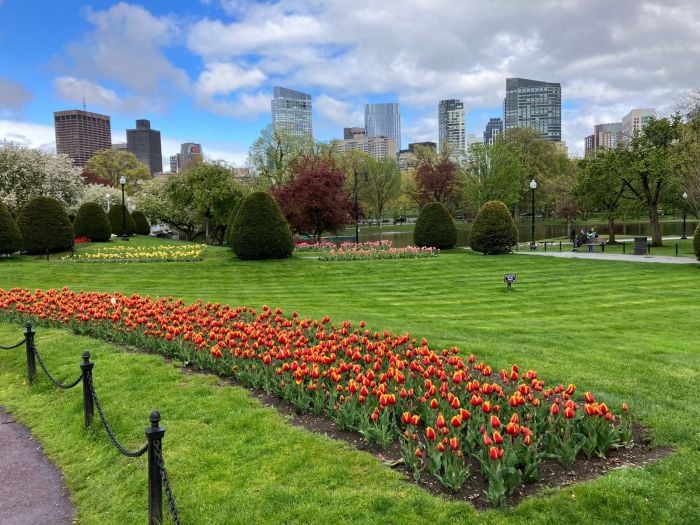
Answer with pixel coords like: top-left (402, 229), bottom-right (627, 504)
top-left (426, 427), bottom-right (437, 441)
top-left (490, 415), bottom-right (501, 428)
top-left (550, 403), bottom-right (560, 416)
top-left (493, 431), bottom-right (504, 444)
top-left (488, 446), bottom-right (504, 460)
top-left (437, 414), bottom-right (446, 428)
top-left (450, 415), bottom-right (462, 428)
top-left (449, 437), bottom-right (459, 451)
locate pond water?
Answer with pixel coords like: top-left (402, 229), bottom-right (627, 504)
top-left (349, 220), bottom-right (698, 248)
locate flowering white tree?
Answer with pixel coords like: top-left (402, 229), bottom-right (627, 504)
top-left (0, 142), bottom-right (84, 213)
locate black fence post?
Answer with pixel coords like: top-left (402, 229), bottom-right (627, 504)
top-left (24, 322), bottom-right (36, 384)
top-left (146, 410), bottom-right (165, 525)
top-left (623, 242), bottom-right (626, 254)
top-left (559, 241), bottom-right (562, 252)
top-left (80, 351), bottom-right (94, 428)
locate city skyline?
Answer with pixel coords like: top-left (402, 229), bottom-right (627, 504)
top-left (1, 1), bottom-right (698, 167)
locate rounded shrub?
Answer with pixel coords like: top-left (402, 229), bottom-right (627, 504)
top-left (131, 210), bottom-right (151, 235)
top-left (470, 200), bottom-right (518, 254)
top-left (108, 204), bottom-right (136, 236)
top-left (16, 196), bottom-right (73, 254)
top-left (413, 201), bottom-right (458, 249)
top-left (694, 223), bottom-right (700, 260)
top-left (73, 201), bottom-right (112, 242)
top-left (225, 198), bottom-right (243, 247)
top-left (0, 201), bottom-right (22, 255)
top-left (229, 191), bottom-right (293, 260)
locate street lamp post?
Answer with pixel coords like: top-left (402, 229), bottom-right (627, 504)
top-left (529, 178), bottom-right (537, 250)
top-left (119, 176), bottom-right (128, 241)
top-left (354, 170), bottom-right (359, 244)
top-left (681, 191), bottom-right (688, 239)
top-left (105, 193), bottom-right (111, 213)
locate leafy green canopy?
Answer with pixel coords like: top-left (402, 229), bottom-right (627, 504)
top-left (16, 196), bottom-right (73, 254)
top-left (73, 201), bottom-right (112, 242)
top-left (470, 200), bottom-right (518, 254)
top-left (413, 201), bottom-right (457, 249)
top-left (230, 191), bottom-right (293, 260)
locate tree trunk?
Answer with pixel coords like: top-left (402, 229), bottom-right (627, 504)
top-left (565, 218), bottom-right (572, 239)
top-left (607, 217), bottom-right (617, 244)
top-left (649, 205), bottom-right (663, 246)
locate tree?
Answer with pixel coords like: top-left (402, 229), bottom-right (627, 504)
top-left (247, 124), bottom-right (314, 188)
top-left (16, 196), bottom-right (73, 254)
top-left (469, 200), bottom-right (518, 254)
top-left (412, 147), bottom-right (462, 207)
top-left (575, 148), bottom-right (629, 243)
top-left (274, 154), bottom-right (353, 242)
top-left (178, 161), bottom-right (243, 244)
top-left (0, 142), bottom-right (84, 213)
top-left (229, 191), bottom-right (293, 260)
top-left (361, 157), bottom-right (402, 235)
top-left (620, 116), bottom-right (682, 246)
top-left (463, 142), bottom-right (523, 214)
top-left (84, 149), bottom-right (151, 190)
top-left (131, 210), bottom-right (151, 235)
top-left (108, 204), bottom-right (136, 236)
top-left (0, 200), bottom-right (22, 255)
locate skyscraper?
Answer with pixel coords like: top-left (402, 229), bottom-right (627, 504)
top-left (344, 127), bottom-right (366, 140)
top-left (331, 135), bottom-right (397, 161)
top-left (126, 119), bottom-right (163, 174)
top-left (365, 103), bottom-right (401, 150)
top-left (180, 143), bottom-right (203, 171)
top-left (483, 117), bottom-right (503, 145)
top-left (584, 122), bottom-right (622, 156)
top-left (503, 78), bottom-right (561, 142)
top-left (271, 87), bottom-right (313, 138)
top-left (620, 108), bottom-right (656, 144)
top-left (438, 99), bottom-right (465, 160)
top-left (54, 109), bottom-right (111, 168)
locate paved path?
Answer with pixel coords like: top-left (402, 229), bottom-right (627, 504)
top-left (513, 250), bottom-right (698, 264)
top-left (0, 406), bottom-right (75, 525)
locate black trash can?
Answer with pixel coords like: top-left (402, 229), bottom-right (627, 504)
top-left (633, 236), bottom-right (647, 255)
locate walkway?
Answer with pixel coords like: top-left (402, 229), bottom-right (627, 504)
top-left (514, 250), bottom-right (697, 264)
top-left (0, 406), bottom-right (75, 525)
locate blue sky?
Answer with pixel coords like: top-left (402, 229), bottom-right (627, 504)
top-left (1, 0), bottom-right (699, 168)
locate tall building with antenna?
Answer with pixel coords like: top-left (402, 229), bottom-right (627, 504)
top-left (54, 109), bottom-right (112, 168)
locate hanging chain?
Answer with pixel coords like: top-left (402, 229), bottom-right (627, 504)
top-left (88, 379), bottom-right (148, 457)
top-left (32, 345), bottom-right (83, 389)
top-left (155, 440), bottom-right (181, 525)
top-left (0, 338), bottom-right (26, 350)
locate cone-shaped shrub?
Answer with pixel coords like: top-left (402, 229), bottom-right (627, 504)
top-left (230, 191), bottom-right (293, 260)
top-left (131, 210), bottom-right (151, 235)
top-left (16, 196), bottom-right (73, 254)
top-left (0, 201), bottom-right (22, 255)
top-left (470, 200), bottom-right (518, 254)
top-left (73, 201), bottom-right (112, 242)
top-left (694, 223), bottom-right (700, 260)
top-left (225, 198), bottom-right (243, 247)
top-left (108, 204), bottom-right (136, 236)
top-left (413, 201), bottom-right (457, 249)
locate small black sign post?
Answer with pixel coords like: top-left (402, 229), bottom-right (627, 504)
top-left (503, 274), bottom-right (516, 292)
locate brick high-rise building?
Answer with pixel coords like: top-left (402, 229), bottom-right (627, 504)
top-left (126, 119), bottom-right (163, 174)
top-left (54, 109), bottom-right (111, 168)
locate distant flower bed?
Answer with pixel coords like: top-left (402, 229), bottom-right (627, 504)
top-left (296, 240), bottom-right (437, 261)
top-left (319, 245), bottom-right (438, 261)
top-left (74, 236), bottom-right (91, 244)
top-left (62, 244), bottom-right (206, 263)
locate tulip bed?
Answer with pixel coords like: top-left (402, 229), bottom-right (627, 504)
top-left (61, 243), bottom-right (206, 263)
top-left (295, 240), bottom-right (439, 261)
top-left (0, 287), bottom-right (632, 506)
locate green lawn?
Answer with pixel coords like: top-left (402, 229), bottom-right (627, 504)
top-left (1, 239), bottom-right (699, 524)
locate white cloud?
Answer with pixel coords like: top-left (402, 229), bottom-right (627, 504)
top-left (195, 90), bottom-right (270, 118)
top-left (315, 94), bottom-right (363, 127)
top-left (0, 120), bottom-right (56, 153)
top-left (56, 3), bottom-right (188, 115)
top-left (196, 62), bottom-right (266, 96)
top-left (54, 76), bottom-right (122, 109)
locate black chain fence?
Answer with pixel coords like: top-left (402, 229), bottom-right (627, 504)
top-left (1, 322), bottom-right (181, 524)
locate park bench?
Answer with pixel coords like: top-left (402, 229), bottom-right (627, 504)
top-left (583, 238), bottom-right (606, 252)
